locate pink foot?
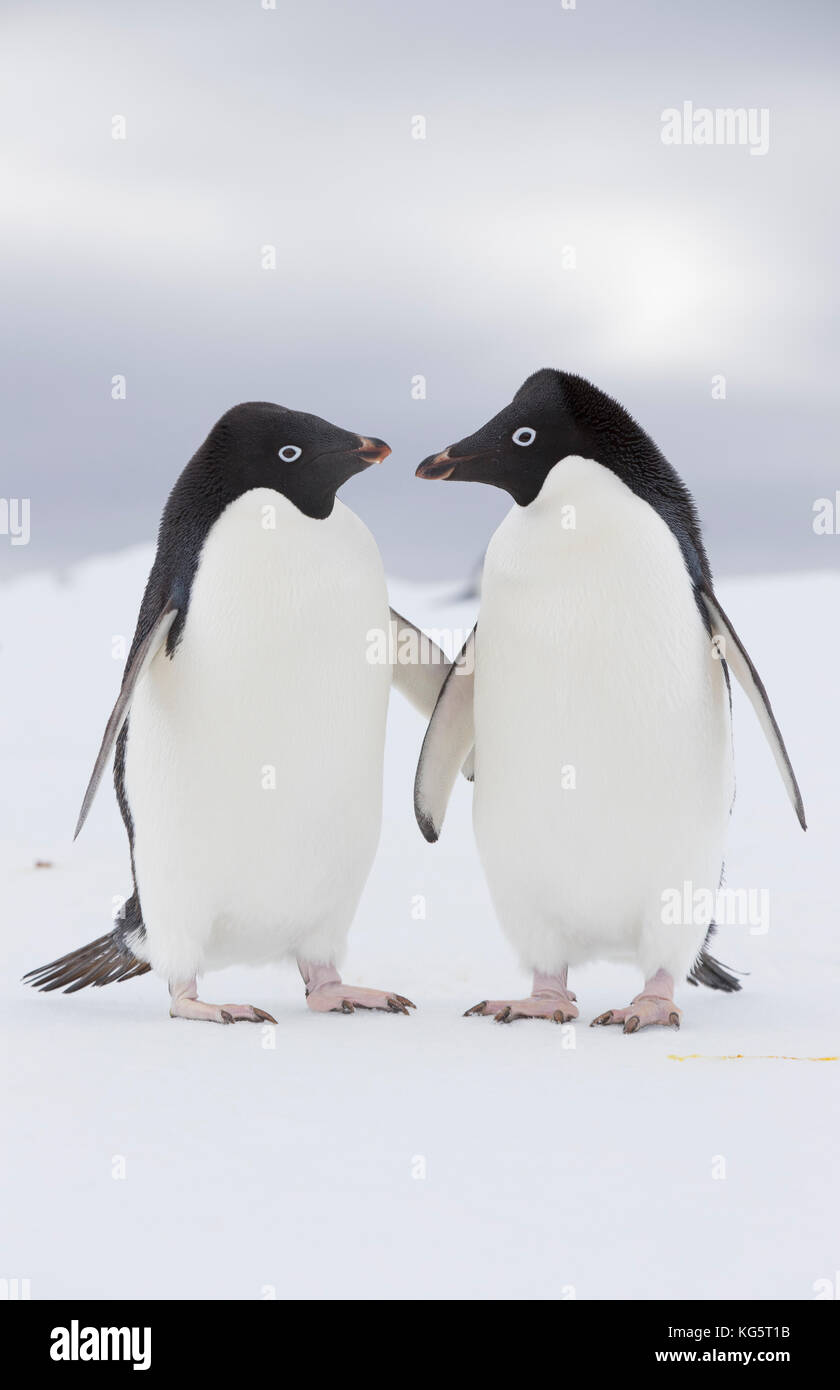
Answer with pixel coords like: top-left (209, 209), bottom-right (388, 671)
top-left (465, 970), bottom-right (578, 1024)
top-left (591, 969), bottom-right (681, 1034)
top-left (299, 960), bottom-right (415, 1015)
top-left (169, 978), bottom-right (276, 1025)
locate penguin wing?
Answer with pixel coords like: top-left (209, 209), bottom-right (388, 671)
top-left (73, 601), bottom-right (178, 839)
top-left (388, 608), bottom-right (451, 717)
top-left (414, 627), bottom-right (476, 843)
top-left (699, 584), bottom-right (806, 830)
top-left (389, 609), bottom-right (475, 781)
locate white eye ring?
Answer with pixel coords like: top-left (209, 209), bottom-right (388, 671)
top-left (512, 426), bottom-right (536, 447)
top-left (278, 445), bottom-right (302, 462)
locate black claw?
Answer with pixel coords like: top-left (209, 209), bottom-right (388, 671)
top-left (669, 1012), bottom-right (680, 1029)
top-left (464, 1001), bottom-right (488, 1017)
top-left (591, 1011), bottom-right (613, 1028)
top-left (339, 1000), bottom-right (354, 1014)
top-left (495, 1006), bottom-right (512, 1023)
top-left (624, 1015), bottom-right (640, 1034)
top-left (220, 1010), bottom-right (234, 1025)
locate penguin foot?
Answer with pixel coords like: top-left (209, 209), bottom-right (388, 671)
top-left (168, 980), bottom-right (277, 1025)
top-left (298, 958), bottom-right (415, 1015)
top-left (591, 968), bottom-right (681, 1033)
top-left (305, 983), bottom-right (416, 1015)
top-left (465, 995), bottom-right (578, 1024)
top-left (465, 971), bottom-right (578, 1024)
top-left (591, 995), bottom-right (682, 1034)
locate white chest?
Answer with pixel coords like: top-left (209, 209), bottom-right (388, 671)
top-left (472, 458), bottom-right (733, 946)
top-left (124, 490), bottom-right (392, 957)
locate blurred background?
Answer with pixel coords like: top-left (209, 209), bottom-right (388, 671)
top-left (2, 0), bottom-right (838, 581)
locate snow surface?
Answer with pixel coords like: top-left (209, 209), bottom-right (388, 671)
top-left (1, 548), bottom-right (837, 1301)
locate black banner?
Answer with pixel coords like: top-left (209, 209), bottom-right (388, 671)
top-left (1, 1300), bottom-right (833, 1375)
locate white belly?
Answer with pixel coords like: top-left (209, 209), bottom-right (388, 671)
top-left (472, 457), bottom-right (734, 979)
top-left (125, 489), bottom-right (392, 980)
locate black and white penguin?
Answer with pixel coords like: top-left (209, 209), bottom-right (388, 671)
top-left (414, 370), bottom-right (806, 1032)
top-left (27, 402), bottom-right (450, 1023)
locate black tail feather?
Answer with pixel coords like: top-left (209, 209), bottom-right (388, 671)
top-left (24, 895), bottom-right (150, 994)
top-left (686, 925), bottom-right (745, 993)
top-left (24, 931), bottom-right (151, 993)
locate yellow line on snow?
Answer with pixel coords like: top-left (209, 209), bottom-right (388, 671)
top-left (669, 1053), bottom-right (837, 1062)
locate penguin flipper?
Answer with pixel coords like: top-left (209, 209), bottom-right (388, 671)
top-left (388, 608), bottom-right (450, 716)
top-left (699, 585), bottom-right (806, 830)
top-left (73, 601), bottom-right (178, 840)
top-left (389, 608), bottom-right (476, 780)
top-left (414, 628), bottom-right (476, 842)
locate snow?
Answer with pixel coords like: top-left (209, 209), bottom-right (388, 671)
top-left (1, 547), bottom-right (837, 1301)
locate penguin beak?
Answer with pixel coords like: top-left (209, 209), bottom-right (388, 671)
top-left (356, 437), bottom-right (391, 465)
top-left (416, 449), bottom-right (455, 480)
top-left (416, 448), bottom-right (483, 480)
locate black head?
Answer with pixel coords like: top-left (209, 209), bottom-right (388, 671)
top-left (416, 368), bottom-right (711, 582)
top-left (416, 370), bottom-right (585, 505)
top-left (197, 401), bottom-right (390, 520)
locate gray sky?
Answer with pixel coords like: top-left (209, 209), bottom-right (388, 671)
top-left (2, 0), bottom-right (838, 580)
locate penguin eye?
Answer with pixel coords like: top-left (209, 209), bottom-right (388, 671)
top-left (278, 445), bottom-right (302, 462)
top-left (512, 427), bottom-right (536, 447)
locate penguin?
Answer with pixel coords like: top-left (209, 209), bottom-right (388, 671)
top-left (414, 370), bottom-right (806, 1032)
top-left (26, 402), bottom-right (452, 1023)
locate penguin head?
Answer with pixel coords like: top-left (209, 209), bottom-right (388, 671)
top-left (415, 370), bottom-right (588, 506)
top-left (415, 369), bottom-right (660, 507)
top-left (205, 402), bottom-right (390, 519)
top-left (416, 369), bottom-right (709, 582)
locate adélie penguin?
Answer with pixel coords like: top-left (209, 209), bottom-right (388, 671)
top-left (414, 370), bottom-right (806, 1032)
top-left (26, 402), bottom-right (451, 1023)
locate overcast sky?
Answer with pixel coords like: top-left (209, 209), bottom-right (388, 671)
top-left (2, 0), bottom-right (838, 580)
